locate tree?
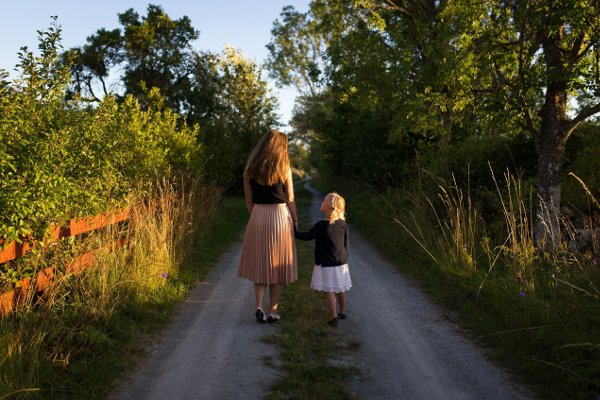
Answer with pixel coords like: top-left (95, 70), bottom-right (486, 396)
top-left (351, 0), bottom-right (600, 248)
top-left (63, 28), bottom-right (122, 102)
top-left (448, 0), bottom-right (600, 248)
top-left (266, 5), bottom-right (330, 97)
top-left (67, 4), bottom-right (199, 112)
top-left (195, 46), bottom-right (279, 189)
top-left (268, 1), bottom-right (448, 185)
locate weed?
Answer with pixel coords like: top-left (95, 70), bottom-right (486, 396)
top-left (0, 177), bottom-right (226, 399)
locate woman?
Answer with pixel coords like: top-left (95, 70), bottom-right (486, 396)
top-left (238, 129), bottom-right (298, 323)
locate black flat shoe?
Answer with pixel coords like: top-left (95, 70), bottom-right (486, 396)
top-left (338, 313), bottom-right (347, 320)
top-left (255, 308), bottom-right (266, 323)
top-left (327, 317), bottom-right (338, 326)
top-left (267, 314), bottom-right (281, 323)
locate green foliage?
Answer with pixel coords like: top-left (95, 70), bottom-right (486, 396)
top-left (0, 21), bottom-right (202, 246)
top-left (66, 6), bottom-right (280, 193)
top-left (266, 5), bottom-right (329, 96)
top-left (67, 4), bottom-right (199, 112)
top-left (196, 46), bottom-right (279, 191)
top-left (0, 179), bottom-right (228, 399)
top-left (341, 172), bottom-right (600, 400)
top-left (562, 122), bottom-right (600, 211)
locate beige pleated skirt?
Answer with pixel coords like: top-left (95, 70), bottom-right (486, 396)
top-left (238, 203), bottom-right (297, 284)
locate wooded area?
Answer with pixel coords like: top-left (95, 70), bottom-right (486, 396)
top-left (267, 0), bottom-right (600, 250)
top-left (1, 2), bottom-right (599, 399)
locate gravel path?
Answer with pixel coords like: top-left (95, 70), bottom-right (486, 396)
top-left (111, 241), bottom-right (281, 400)
top-left (111, 181), bottom-right (535, 400)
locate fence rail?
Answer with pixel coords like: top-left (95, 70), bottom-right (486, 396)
top-left (0, 207), bottom-right (130, 316)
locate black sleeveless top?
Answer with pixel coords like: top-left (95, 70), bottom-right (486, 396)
top-left (250, 179), bottom-right (286, 204)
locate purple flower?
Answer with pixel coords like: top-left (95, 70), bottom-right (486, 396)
top-left (519, 291), bottom-right (526, 298)
top-left (161, 272), bottom-right (169, 278)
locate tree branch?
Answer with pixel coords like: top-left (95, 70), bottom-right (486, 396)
top-left (574, 40), bottom-right (595, 62)
top-left (524, 108), bottom-right (538, 136)
top-left (383, 0), bottom-right (412, 19)
top-left (570, 101), bottom-right (600, 127)
top-left (568, 32), bottom-right (587, 62)
top-left (85, 78), bottom-right (102, 103)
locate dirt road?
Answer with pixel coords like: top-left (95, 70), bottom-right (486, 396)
top-left (111, 241), bottom-right (281, 400)
top-left (301, 184), bottom-right (533, 399)
top-left (111, 182), bottom-right (534, 400)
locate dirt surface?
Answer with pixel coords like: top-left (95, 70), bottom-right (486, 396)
top-left (111, 182), bottom-right (535, 400)
top-left (110, 241), bottom-right (281, 400)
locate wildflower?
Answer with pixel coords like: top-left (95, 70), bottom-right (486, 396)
top-left (161, 272), bottom-right (169, 278)
top-left (519, 291), bottom-right (526, 298)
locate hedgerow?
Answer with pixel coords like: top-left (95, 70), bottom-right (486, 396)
top-left (0, 20), bottom-right (203, 245)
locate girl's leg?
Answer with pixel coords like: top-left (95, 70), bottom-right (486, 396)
top-left (325, 292), bottom-right (337, 319)
top-left (254, 283), bottom-right (266, 310)
top-left (268, 283), bottom-right (283, 315)
top-left (336, 292), bottom-right (346, 315)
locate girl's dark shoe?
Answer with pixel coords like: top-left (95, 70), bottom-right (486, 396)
top-left (338, 313), bottom-right (347, 320)
top-left (255, 308), bottom-right (266, 323)
top-left (327, 317), bottom-right (339, 326)
top-left (267, 314), bottom-right (281, 323)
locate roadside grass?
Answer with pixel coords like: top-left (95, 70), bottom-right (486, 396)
top-left (264, 184), bottom-right (358, 400)
top-left (332, 174), bottom-right (600, 400)
top-left (0, 179), bottom-right (248, 400)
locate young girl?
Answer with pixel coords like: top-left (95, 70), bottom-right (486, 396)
top-left (295, 192), bottom-right (351, 326)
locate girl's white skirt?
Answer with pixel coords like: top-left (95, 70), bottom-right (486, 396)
top-left (310, 264), bottom-right (352, 293)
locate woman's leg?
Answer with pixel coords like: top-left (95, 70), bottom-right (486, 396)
top-left (336, 292), bottom-right (346, 315)
top-left (268, 283), bottom-right (283, 315)
top-left (325, 292), bottom-right (337, 319)
top-left (254, 283), bottom-right (266, 310)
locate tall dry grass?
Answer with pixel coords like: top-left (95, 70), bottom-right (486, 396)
top-left (0, 176), bottom-right (221, 399)
top-left (389, 167), bottom-right (600, 399)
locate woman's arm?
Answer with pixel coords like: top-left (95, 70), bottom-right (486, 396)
top-left (243, 174), bottom-right (253, 214)
top-left (284, 168), bottom-right (298, 227)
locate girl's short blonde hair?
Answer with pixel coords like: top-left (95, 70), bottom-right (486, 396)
top-left (326, 192), bottom-right (345, 223)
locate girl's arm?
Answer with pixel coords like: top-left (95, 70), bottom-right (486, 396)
top-left (243, 174), bottom-right (253, 214)
top-left (344, 223), bottom-right (349, 251)
top-left (284, 167), bottom-right (299, 227)
top-left (294, 223), bottom-right (318, 241)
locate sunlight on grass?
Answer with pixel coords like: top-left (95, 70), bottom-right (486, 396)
top-left (0, 177), bottom-right (230, 399)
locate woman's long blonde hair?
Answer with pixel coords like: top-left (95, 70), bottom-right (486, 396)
top-left (326, 192), bottom-right (346, 223)
top-left (244, 129), bottom-right (290, 185)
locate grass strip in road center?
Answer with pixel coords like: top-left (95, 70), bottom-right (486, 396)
top-left (263, 184), bottom-right (359, 400)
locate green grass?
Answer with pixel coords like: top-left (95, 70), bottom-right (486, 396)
top-left (0, 188), bottom-right (248, 400)
top-left (264, 184), bottom-right (358, 400)
top-left (0, 182), bottom-right (361, 400)
top-left (177, 195), bottom-right (248, 284)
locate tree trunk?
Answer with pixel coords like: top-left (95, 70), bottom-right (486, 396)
top-left (534, 82), bottom-right (569, 250)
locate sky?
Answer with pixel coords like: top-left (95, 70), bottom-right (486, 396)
top-left (0, 1), bottom-right (310, 129)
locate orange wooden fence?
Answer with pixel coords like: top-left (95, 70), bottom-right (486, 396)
top-left (0, 208), bottom-right (130, 316)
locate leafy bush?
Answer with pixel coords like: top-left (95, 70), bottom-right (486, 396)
top-left (0, 20), bottom-right (203, 244)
